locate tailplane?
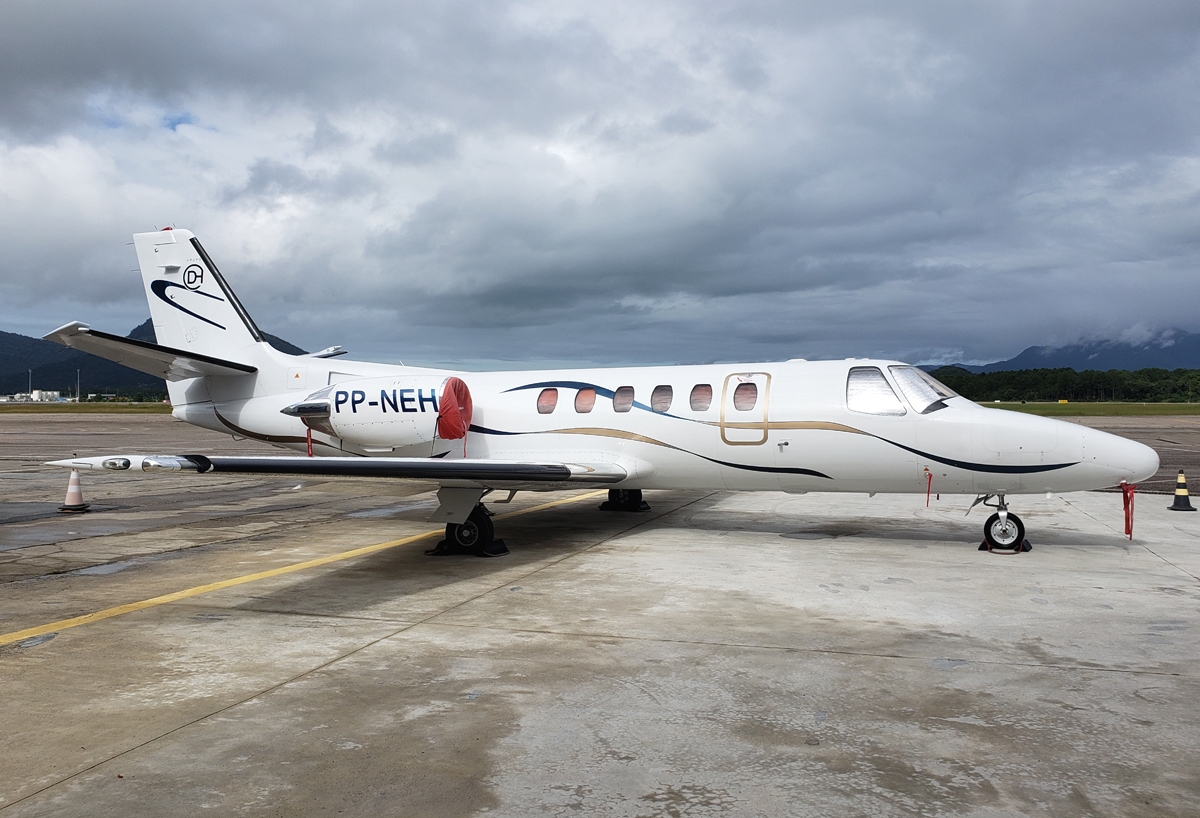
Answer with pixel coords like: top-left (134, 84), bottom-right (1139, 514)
top-left (132, 228), bottom-right (265, 361)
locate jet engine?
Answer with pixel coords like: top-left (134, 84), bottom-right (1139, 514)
top-left (282, 375), bottom-right (472, 451)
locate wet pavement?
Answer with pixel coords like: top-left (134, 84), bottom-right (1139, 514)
top-left (1, 414), bottom-right (1198, 817)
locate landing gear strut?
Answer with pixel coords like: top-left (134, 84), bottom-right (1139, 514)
top-left (429, 504), bottom-right (508, 557)
top-left (972, 494), bottom-right (1030, 552)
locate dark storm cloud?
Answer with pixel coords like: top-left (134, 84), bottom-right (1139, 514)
top-left (2, 1), bottom-right (1200, 367)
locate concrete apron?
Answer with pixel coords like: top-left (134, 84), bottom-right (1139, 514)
top-left (1, 487), bottom-right (1198, 817)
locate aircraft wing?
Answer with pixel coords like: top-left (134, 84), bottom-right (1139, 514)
top-left (47, 454), bottom-right (627, 486)
top-left (42, 322), bottom-right (257, 380)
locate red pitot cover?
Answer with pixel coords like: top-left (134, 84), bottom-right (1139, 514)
top-left (436, 377), bottom-right (473, 440)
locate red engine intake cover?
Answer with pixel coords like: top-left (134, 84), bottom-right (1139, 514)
top-left (436, 377), bottom-right (473, 440)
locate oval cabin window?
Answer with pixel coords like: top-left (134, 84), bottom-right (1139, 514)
top-left (537, 388), bottom-right (558, 414)
top-left (690, 384), bottom-right (713, 411)
top-left (613, 386), bottom-right (634, 413)
top-left (651, 385), bottom-right (673, 412)
top-left (575, 388), bottom-right (596, 413)
top-left (732, 382), bottom-right (758, 411)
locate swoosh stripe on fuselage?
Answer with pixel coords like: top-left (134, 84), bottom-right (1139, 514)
top-left (467, 422), bottom-right (1076, 477)
top-left (468, 424), bottom-right (832, 479)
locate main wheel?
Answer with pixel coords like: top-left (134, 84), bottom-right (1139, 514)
top-left (446, 506), bottom-right (494, 549)
top-left (609, 489), bottom-right (637, 505)
top-left (984, 512), bottom-right (1025, 549)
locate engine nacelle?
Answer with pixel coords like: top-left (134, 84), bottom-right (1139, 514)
top-left (284, 375), bottom-right (453, 451)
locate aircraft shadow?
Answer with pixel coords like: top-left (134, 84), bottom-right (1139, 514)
top-left (231, 492), bottom-right (706, 621)
top-left (231, 490), bottom-right (1132, 621)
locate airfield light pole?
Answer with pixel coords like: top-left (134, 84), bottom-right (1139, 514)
top-left (28, 369), bottom-right (31, 395)
top-left (76, 369), bottom-right (80, 402)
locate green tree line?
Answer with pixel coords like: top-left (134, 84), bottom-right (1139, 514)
top-left (929, 367), bottom-right (1200, 403)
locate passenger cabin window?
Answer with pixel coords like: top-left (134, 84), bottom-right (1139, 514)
top-left (613, 386), bottom-right (634, 413)
top-left (732, 382), bottom-right (758, 411)
top-left (537, 388), bottom-right (558, 414)
top-left (889, 366), bottom-right (956, 414)
top-left (690, 384), bottom-right (713, 411)
top-left (846, 367), bottom-right (906, 416)
top-left (574, 388), bottom-right (596, 413)
top-left (651, 385), bottom-right (673, 412)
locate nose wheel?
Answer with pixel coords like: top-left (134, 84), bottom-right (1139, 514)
top-left (971, 494), bottom-right (1031, 552)
top-left (984, 511), bottom-right (1025, 549)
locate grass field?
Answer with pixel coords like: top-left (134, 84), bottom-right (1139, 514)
top-left (0, 403), bottom-right (173, 414)
top-left (985, 402), bottom-right (1200, 417)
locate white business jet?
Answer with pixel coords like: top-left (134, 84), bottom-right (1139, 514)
top-left (45, 229), bottom-right (1159, 552)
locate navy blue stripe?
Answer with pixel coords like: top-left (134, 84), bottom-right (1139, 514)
top-left (880, 439), bottom-right (1078, 474)
top-left (470, 423), bottom-right (521, 436)
top-left (703, 458), bottom-right (831, 479)
top-left (470, 423), bottom-right (1076, 477)
top-left (151, 279), bottom-right (227, 330)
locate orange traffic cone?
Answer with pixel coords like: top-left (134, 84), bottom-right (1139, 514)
top-left (58, 469), bottom-right (90, 513)
top-left (1169, 470), bottom-right (1196, 512)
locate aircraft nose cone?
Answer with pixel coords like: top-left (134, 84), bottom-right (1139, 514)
top-left (1082, 427), bottom-right (1160, 484)
top-left (1126, 439), bottom-right (1160, 484)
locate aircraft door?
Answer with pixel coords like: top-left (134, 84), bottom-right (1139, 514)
top-left (720, 372), bottom-right (771, 445)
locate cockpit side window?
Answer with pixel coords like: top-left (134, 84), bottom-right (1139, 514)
top-left (889, 366), bottom-right (954, 414)
top-left (846, 367), bottom-right (906, 416)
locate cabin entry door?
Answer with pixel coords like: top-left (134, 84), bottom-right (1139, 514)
top-left (720, 372), bottom-right (771, 445)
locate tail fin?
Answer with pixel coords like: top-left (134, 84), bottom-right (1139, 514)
top-left (133, 228), bottom-right (265, 361)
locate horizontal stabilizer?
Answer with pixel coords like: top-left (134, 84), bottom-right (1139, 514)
top-left (42, 322), bottom-right (257, 381)
top-left (46, 454), bottom-right (627, 485)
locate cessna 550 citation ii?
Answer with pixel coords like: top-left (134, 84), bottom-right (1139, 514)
top-left (45, 228), bottom-right (1159, 552)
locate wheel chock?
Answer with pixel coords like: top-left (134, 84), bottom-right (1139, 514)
top-left (979, 540), bottom-right (1032, 554)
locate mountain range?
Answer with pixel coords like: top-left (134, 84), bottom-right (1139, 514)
top-left (5, 323), bottom-right (1200, 396)
top-left (0, 320), bottom-right (305, 397)
top-left (935, 328), bottom-right (1200, 373)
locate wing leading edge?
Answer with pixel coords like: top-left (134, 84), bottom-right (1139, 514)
top-left (47, 454), bottom-right (627, 485)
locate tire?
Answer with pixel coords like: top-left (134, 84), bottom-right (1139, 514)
top-left (984, 512), bottom-right (1025, 549)
top-left (609, 489), bottom-right (638, 505)
top-left (446, 506), bottom-right (494, 549)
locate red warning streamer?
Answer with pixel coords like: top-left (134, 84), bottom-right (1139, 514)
top-left (1120, 480), bottom-right (1136, 540)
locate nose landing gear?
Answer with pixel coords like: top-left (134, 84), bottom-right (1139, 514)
top-left (970, 494), bottom-right (1031, 552)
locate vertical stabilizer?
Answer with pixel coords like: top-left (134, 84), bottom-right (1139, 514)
top-left (133, 229), bottom-right (264, 360)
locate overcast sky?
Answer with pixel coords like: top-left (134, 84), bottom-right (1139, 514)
top-left (2, 1), bottom-right (1199, 368)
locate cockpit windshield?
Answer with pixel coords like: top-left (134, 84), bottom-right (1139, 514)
top-left (888, 366), bottom-right (958, 414)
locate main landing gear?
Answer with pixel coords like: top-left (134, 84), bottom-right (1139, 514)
top-left (599, 489), bottom-right (650, 512)
top-left (428, 504), bottom-right (508, 557)
top-left (971, 494), bottom-right (1031, 552)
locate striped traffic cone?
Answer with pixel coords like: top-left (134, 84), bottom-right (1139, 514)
top-left (58, 469), bottom-right (90, 513)
top-left (1169, 470), bottom-right (1196, 512)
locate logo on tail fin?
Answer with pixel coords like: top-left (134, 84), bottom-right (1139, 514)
top-left (150, 279), bottom-right (227, 330)
top-left (183, 265), bottom-right (204, 290)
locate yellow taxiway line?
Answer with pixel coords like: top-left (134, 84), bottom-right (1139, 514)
top-left (0, 489), bottom-right (607, 648)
